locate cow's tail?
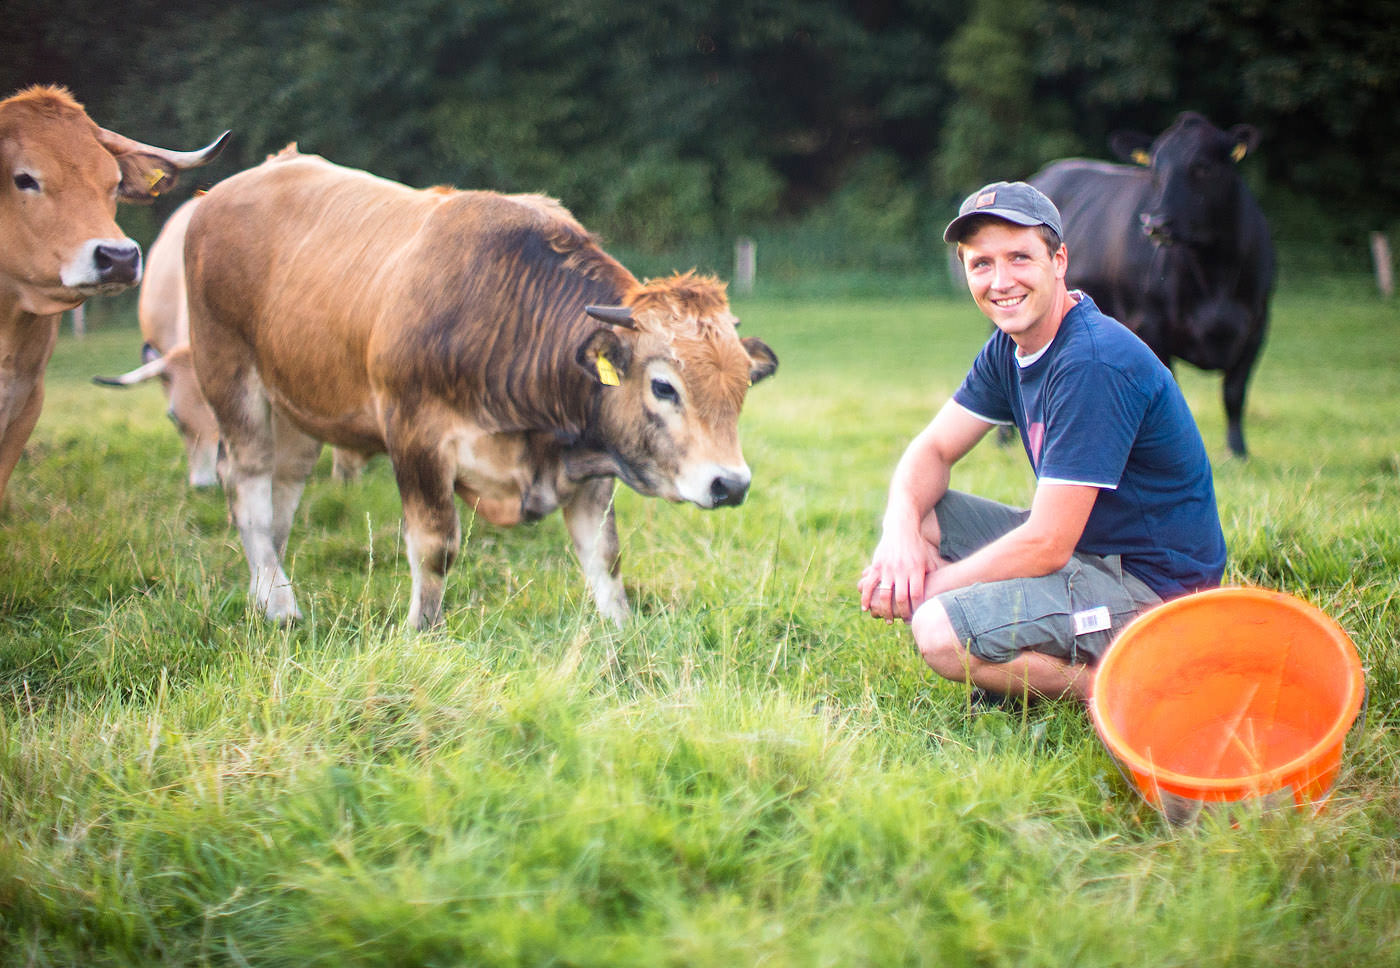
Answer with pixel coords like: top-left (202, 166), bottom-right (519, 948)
top-left (93, 343), bottom-right (172, 387)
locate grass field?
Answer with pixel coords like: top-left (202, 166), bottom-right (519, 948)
top-left (2, 281), bottom-right (1398, 966)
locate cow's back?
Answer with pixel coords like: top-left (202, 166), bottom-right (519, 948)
top-left (186, 155), bottom-right (447, 449)
top-left (187, 155), bottom-right (430, 351)
top-left (186, 153), bottom-right (635, 451)
top-left (1029, 160), bottom-right (1157, 325)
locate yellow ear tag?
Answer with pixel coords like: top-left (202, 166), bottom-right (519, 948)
top-left (1231, 143), bottom-right (1247, 163)
top-left (596, 353), bottom-right (620, 387)
top-left (146, 167), bottom-right (167, 194)
top-left (1131, 149), bottom-right (1151, 166)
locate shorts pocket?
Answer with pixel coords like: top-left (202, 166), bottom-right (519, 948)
top-left (1065, 556), bottom-right (1155, 663)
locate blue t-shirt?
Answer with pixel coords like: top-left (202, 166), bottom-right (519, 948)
top-left (952, 293), bottom-right (1226, 598)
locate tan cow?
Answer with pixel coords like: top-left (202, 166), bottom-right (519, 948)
top-left (93, 193), bottom-right (371, 488)
top-left (93, 197), bottom-right (220, 486)
top-left (186, 149), bottom-right (777, 629)
top-left (0, 85), bottom-right (226, 506)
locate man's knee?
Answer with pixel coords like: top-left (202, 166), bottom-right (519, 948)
top-left (911, 600), bottom-right (973, 680)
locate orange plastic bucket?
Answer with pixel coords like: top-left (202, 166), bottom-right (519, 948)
top-left (1090, 587), bottom-right (1365, 823)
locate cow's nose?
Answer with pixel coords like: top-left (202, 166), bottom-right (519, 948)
top-left (709, 474), bottom-right (749, 508)
top-left (94, 241), bottom-right (141, 284)
top-left (1141, 213), bottom-right (1174, 243)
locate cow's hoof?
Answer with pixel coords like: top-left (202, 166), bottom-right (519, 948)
top-left (263, 599), bottom-right (303, 625)
top-left (254, 581), bottom-right (302, 625)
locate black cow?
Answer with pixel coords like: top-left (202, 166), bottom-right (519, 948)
top-left (1029, 112), bottom-right (1275, 456)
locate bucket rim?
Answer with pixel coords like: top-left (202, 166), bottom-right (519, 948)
top-left (1089, 586), bottom-right (1366, 791)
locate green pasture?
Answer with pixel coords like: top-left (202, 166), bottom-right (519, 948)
top-left (2, 283), bottom-right (1398, 965)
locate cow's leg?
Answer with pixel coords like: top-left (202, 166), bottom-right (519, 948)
top-left (208, 368), bottom-right (303, 623)
top-left (330, 446), bottom-right (369, 483)
top-left (269, 410), bottom-right (323, 556)
top-left (0, 317), bottom-right (59, 509)
top-left (0, 376), bottom-right (46, 510)
top-left (391, 448), bottom-right (460, 630)
top-left (1222, 375), bottom-right (1247, 457)
top-left (563, 477), bottom-right (628, 625)
top-left (1222, 331), bottom-right (1264, 457)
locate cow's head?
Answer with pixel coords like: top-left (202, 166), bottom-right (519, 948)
top-left (1111, 111), bottom-right (1258, 250)
top-left (0, 86), bottom-right (227, 315)
top-left (575, 271), bottom-right (777, 508)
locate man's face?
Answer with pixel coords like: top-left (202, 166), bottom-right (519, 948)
top-left (959, 222), bottom-right (1068, 352)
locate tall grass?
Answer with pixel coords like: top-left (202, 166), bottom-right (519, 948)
top-left (1, 284), bottom-right (1397, 966)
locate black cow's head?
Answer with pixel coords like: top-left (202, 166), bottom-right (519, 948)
top-left (1110, 112), bottom-right (1258, 250)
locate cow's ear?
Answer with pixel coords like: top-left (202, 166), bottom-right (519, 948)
top-left (1109, 130), bottom-right (1153, 165)
top-left (576, 328), bottom-right (633, 387)
top-left (1227, 125), bottom-right (1259, 163)
top-left (742, 337), bottom-right (778, 386)
top-left (110, 151), bottom-right (179, 203)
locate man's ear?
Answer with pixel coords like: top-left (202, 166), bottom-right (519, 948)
top-left (742, 337), bottom-right (778, 386)
top-left (576, 327), bottom-right (633, 386)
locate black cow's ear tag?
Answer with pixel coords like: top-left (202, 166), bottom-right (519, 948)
top-left (596, 353), bottom-right (621, 387)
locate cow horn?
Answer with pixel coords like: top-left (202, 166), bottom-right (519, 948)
top-left (585, 305), bottom-right (636, 328)
top-left (95, 128), bottom-right (232, 169)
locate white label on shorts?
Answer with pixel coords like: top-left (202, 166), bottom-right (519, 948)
top-left (1073, 605), bottom-right (1112, 636)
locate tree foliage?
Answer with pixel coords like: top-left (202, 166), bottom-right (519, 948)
top-left (3, 0), bottom-right (1396, 257)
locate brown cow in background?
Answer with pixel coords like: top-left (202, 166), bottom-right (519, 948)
top-left (0, 85), bottom-right (226, 507)
top-left (93, 197), bottom-right (221, 487)
top-left (185, 148), bottom-right (777, 629)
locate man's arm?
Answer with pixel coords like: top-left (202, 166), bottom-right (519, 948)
top-left (921, 481), bottom-right (1099, 597)
top-left (860, 400), bottom-right (993, 620)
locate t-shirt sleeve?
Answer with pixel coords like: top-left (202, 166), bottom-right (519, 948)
top-left (951, 342), bottom-right (1015, 425)
top-left (1036, 361), bottom-right (1145, 488)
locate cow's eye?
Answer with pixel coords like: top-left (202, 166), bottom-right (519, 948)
top-left (650, 378), bottom-right (679, 404)
top-left (13, 172), bottom-right (39, 192)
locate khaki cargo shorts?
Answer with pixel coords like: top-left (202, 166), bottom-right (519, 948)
top-left (931, 490), bottom-right (1162, 665)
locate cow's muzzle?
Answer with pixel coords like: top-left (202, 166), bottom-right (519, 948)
top-left (1140, 213), bottom-right (1175, 245)
top-left (708, 473), bottom-right (750, 508)
top-left (94, 241), bottom-right (142, 285)
top-left (62, 237), bottom-right (143, 291)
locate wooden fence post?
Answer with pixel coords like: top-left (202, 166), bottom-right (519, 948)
top-left (734, 237), bottom-right (756, 295)
top-left (1371, 231), bottom-right (1394, 299)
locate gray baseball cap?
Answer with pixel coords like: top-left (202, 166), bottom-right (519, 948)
top-left (943, 181), bottom-right (1063, 244)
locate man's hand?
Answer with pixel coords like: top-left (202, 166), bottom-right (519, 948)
top-left (859, 400), bottom-right (992, 623)
top-left (859, 531), bottom-right (944, 623)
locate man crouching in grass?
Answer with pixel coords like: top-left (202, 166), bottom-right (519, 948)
top-left (859, 181), bottom-right (1225, 705)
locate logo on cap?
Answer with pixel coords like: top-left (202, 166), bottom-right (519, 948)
top-left (975, 191), bottom-right (997, 209)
